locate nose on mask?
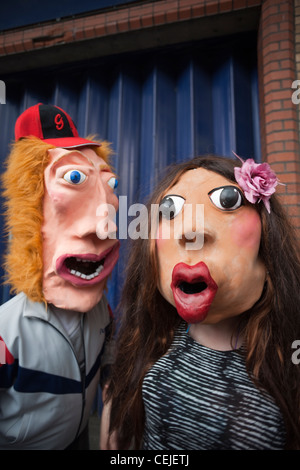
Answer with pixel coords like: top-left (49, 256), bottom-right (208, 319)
top-left (96, 202), bottom-right (118, 240)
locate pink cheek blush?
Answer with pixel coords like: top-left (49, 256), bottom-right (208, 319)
top-left (155, 226), bottom-right (168, 248)
top-left (230, 210), bottom-right (262, 250)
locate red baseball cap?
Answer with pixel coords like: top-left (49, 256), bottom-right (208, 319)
top-left (15, 103), bottom-right (100, 149)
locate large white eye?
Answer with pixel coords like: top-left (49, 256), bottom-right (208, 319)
top-left (108, 177), bottom-right (118, 190)
top-left (63, 169), bottom-right (87, 185)
top-left (159, 195), bottom-right (185, 219)
top-left (209, 185), bottom-right (244, 211)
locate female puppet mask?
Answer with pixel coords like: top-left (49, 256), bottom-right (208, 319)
top-left (155, 166), bottom-right (268, 325)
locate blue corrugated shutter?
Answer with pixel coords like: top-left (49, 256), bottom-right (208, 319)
top-left (0, 34), bottom-right (260, 307)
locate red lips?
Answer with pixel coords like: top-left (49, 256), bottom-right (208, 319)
top-left (171, 261), bottom-right (218, 323)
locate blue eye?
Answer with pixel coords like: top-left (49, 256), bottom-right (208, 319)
top-left (108, 177), bottom-right (118, 190)
top-left (63, 170), bottom-right (87, 185)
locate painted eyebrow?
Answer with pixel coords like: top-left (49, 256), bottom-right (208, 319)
top-left (100, 164), bottom-right (112, 171)
top-left (51, 151), bottom-right (95, 168)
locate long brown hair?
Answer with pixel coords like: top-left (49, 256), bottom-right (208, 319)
top-left (107, 155), bottom-right (300, 449)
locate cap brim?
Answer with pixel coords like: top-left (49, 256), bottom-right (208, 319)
top-left (43, 137), bottom-right (101, 149)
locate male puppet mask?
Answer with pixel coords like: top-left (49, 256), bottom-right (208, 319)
top-left (3, 103), bottom-right (119, 312)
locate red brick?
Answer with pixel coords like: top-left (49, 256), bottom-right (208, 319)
top-left (262, 12), bottom-right (291, 27)
top-left (179, 0), bottom-right (204, 7)
top-left (261, 23), bottom-right (279, 39)
top-left (104, 19), bottom-right (116, 34)
top-left (265, 110), bottom-right (293, 123)
top-left (205, 2), bottom-right (219, 15)
top-left (166, 9), bottom-right (178, 22)
top-left (283, 119), bottom-right (300, 131)
top-left (265, 101), bottom-right (283, 114)
top-left (129, 17), bottom-right (142, 29)
top-left (263, 31), bottom-right (294, 47)
top-left (283, 98), bottom-right (296, 110)
top-left (154, 12), bottom-right (166, 25)
top-left (266, 130), bottom-right (299, 145)
top-left (269, 162), bottom-right (286, 173)
top-left (178, 7), bottom-right (192, 20)
top-left (279, 40), bottom-right (294, 51)
top-left (141, 15), bottom-right (154, 27)
top-left (286, 161), bottom-right (300, 173)
top-left (279, 194), bottom-right (300, 205)
top-left (83, 26), bottom-right (96, 39)
top-left (286, 205), bottom-right (300, 217)
top-left (263, 49), bottom-right (295, 65)
top-left (94, 24), bottom-right (107, 37)
top-left (117, 19), bottom-right (130, 33)
top-left (263, 60), bottom-right (281, 75)
top-left (232, 0), bottom-right (247, 9)
top-left (264, 80), bottom-right (282, 94)
top-left (281, 78), bottom-right (296, 89)
top-left (192, 4), bottom-right (205, 16)
top-left (74, 30), bottom-right (85, 40)
top-left (246, 0), bottom-right (262, 6)
top-left (279, 19), bottom-right (294, 32)
top-left (263, 70), bottom-right (293, 84)
top-left (262, 42), bottom-right (280, 58)
top-left (261, 3), bottom-right (279, 18)
top-left (138, 4), bottom-right (153, 17)
top-left (266, 142), bottom-right (285, 153)
top-left (219, 0), bottom-right (233, 13)
top-left (264, 89), bottom-right (292, 104)
top-left (274, 168), bottom-right (300, 183)
top-left (12, 42), bottom-right (25, 53)
top-left (284, 141), bottom-right (300, 152)
top-left (265, 120), bottom-right (284, 133)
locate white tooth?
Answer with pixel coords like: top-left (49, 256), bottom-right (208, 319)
top-left (76, 257), bottom-right (82, 262)
top-left (96, 265), bottom-right (104, 274)
top-left (70, 269), bottom-right (77, 275)
top-left (75, 271), bottom-right (81, 277)
top-left (80, 274), bottom-right (87, 279)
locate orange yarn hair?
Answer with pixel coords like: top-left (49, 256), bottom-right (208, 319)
top-left (2, 136), bottom-right (112, 303)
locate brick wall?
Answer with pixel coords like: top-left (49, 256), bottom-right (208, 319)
top-left (258, 0), bottom-right (300, 233)
top-left (0, 0), bottom-right (262, 60)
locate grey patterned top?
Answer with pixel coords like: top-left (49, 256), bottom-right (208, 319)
top-left (142, 324), bottom-right (286, 450)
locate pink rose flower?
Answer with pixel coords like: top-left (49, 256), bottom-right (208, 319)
top-left (233, 154), bottom-right (279, 213)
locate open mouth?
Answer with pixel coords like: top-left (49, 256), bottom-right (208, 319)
top-left (56, 242), bottom-right (120, 287)
top-left (171, 261), bottom-right (218, 323)
top-left (64, 257), bottom-right (105, 280)
top-left (178, 281), bottom-right (207, 295)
